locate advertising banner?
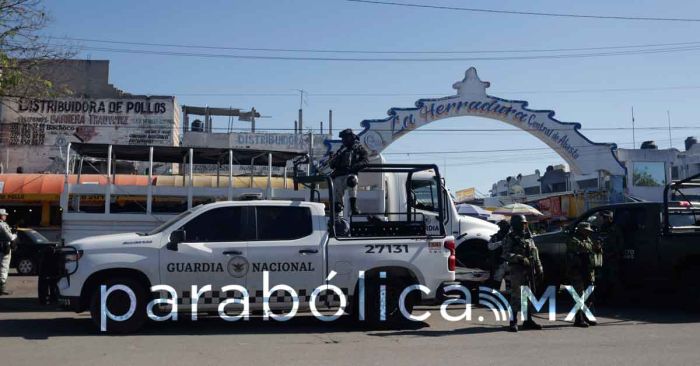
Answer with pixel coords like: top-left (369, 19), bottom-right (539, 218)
top-left (0, 97), bottom-right (179, 172)
top-left (455, 188), bottom-right (476, 203)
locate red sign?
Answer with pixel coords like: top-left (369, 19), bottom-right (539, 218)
top-left (538, 196), bottom-right (562, 218)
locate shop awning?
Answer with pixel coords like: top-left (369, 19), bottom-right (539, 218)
top-left (0, 174), bottom-right (151, 202)
top-left (0, 173), bottom-right (293, 202)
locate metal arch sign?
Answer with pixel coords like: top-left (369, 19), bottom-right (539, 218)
top-left (324, 67), bottom-right (626, 176)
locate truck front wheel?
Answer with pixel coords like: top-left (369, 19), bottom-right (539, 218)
top-left (88, 277), bottom-right (148, 334)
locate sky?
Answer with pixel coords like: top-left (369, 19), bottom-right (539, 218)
top-left (41, 0), bottom-right (700, 195)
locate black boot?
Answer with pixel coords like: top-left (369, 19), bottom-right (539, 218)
top-left (349, 197), bottom-right (360, 215)
top-left (584, 302), bottom-right (597, 325)
top-left (522, 316), bottom-right (542, 330)
top-left (0, 284), bottom-right (11, 296)
top-left (573, 312), bottom-right (589, 328)
top-left (508, 320), bottom-right (518, 332)
top-left (584, 315), bottom-right (598, 326)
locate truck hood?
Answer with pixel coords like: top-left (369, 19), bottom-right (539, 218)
top-left (458, 215), bottom-right (498, 233)
top-left (68, 232), bottom-right (157, 250)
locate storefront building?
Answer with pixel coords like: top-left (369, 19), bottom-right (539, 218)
top-left (0, 60), bottom-right (180, 233)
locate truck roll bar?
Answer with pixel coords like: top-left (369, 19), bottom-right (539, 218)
top-left (292, 162), bottom-right (447, 238)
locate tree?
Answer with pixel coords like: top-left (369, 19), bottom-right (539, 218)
top-left (0, 0), bottom-right (76, 100)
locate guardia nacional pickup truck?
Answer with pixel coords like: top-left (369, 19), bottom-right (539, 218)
top-left (57, 164), bottom-right (457, 333)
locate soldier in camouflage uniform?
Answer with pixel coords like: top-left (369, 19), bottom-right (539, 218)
top-left (566, 222), bottom-right (603, 327)
top-left (487, 220), bottom-right (510, 291)
top-left (599, 211), bottom-right (625, 302)
top-left (0, 208), bottom-right (17, 296)
top-left (328, 129), bottom-right (369, 215)
top-left (502, 214), bottom-right (543, 332)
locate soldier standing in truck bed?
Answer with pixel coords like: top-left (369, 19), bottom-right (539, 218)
top-left (328, 129), bottom-right (369, 216)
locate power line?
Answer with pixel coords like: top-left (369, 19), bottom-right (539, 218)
top-left (383, 137), bottom-right (694, 157)
top-left (384, 146), bottom-right (586, 155)
top-left (0, 125), bottom-right (696, 132)
top-left (166, 85), bottom-right (700, 96)
top-left (76, 44), bottom-right (700, 62)
top-left (60, 36), bottom-right (700, 55)
top-left (345, 0), bottom-right (700, 22)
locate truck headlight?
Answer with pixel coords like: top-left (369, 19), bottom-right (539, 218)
top-left (60, 248), bottom-right (83, 275)
top-left (64, 250), bottom-right (83, 262)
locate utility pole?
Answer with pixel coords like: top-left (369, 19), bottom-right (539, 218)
top-left (298, 109), bottom-right (303, 134)
top-left (251, 107), bottom-right (256, 133)
top-left (631, 106), bottom-right (636, 148)
top-left (297, 89), bottom-right (305, 134)
top-left (328, 109), bottom-right (333, 136)
top-left (667, 110), bottom-right (673, 148)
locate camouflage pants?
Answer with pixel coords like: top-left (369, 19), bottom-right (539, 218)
top-left (570, 273), bottom-right (594, 313)
top-left (0, 251), bottom-right (10, 286)
top-left (507, 265), bottom-right (531, 320)
top-left (333, 175), bottom-right (358, 203)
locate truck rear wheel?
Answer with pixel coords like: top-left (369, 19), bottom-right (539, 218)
top-left (361, 276), bottom-right (418, 327)
top-left (88, 277), bottom-right (148, 334)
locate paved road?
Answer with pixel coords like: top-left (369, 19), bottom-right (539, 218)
top-left (1, 274), bottom-right (699, 366)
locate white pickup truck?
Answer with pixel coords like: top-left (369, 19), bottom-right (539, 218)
top-left (57, 199), bottom-right (456, 333)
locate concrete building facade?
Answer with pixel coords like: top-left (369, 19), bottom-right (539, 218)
top-left (489, 138), bottom-right (700, 204)
top-left (0, 60), bottom-right (180, 173)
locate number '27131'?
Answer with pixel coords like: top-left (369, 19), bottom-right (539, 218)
top-left (364, 244), bottom-right (409, 254)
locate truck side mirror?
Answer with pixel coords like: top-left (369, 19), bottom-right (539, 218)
top-left (167, 229), bottom-right (185, 251)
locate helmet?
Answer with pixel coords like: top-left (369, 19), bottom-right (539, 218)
top-left (576, 222), bottom-right (595, 234)
top-left (510, 214), bottom-right (528, 232)
top-left (346, 175), bottom-right (358, 188)
top-left (497, 220), bottom-right (510, 230)
top-left (339, 128), bottom-right (354, 139)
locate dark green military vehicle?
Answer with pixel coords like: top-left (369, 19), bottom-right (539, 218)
top-left (533, 173), bottom-right (700, 302)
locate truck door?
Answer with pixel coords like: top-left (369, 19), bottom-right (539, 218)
top-left (159, 206), bottom-right (252, 310)
top-left (613, 206), bottom-right (658, 286)
top-left (245, 205), bottom-right (325, 311)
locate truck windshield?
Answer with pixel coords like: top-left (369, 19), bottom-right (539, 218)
top-left (146, 210), bottom-right (193, 235)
